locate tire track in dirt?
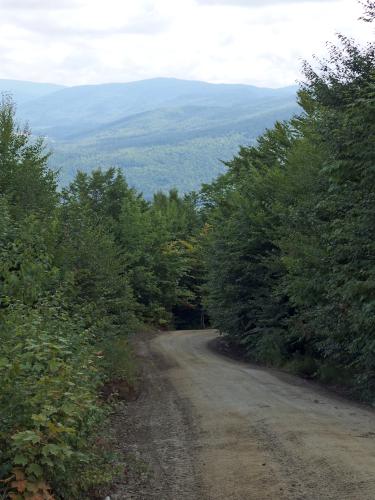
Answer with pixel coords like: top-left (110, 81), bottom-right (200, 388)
top-left (110, 330), bottom-right (375, 500)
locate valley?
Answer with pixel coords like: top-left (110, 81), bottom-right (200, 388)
top-left (1, 77), bottom-right (298, 196)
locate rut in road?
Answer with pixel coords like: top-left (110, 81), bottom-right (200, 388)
top-left (110, 329), bottom-right (375, 500)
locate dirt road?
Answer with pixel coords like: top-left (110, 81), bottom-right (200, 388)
top-left (112, 329), bottom-right (375, 500)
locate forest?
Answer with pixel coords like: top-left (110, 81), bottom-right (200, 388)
top-left (202, 32), bottom-right (375, 400)
top-left (0, 2), bottom-right (374, 499)
top-left (5, 77), bottom-right (298, 197)
top-left (0, 99), bottom-right (203, 498)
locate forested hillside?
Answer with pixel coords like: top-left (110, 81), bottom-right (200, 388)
top-left (201, 26), bottom-right (375, 401)
top-left (5, 78), bottom-right (298, 196)
top-left (1, 3), bottom-right (374, 499)
top-left (0, 98), bottom-right (202, 499)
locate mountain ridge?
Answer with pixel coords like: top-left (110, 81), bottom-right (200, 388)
top-left (2, 78), bottom-right (300, 196)
top-left (0, 79), bottom-right (65, 104)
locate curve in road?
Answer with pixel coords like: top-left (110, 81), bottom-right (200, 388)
top-left (152, 329), bottom-right (375, 500)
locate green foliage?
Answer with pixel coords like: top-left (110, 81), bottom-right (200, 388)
top-left (201, 21), bottom-right (375, 402)
top-left (58, 172), bottom-right (139, 338)
top-left (0, 104), bottom-right (115, 499)
top-left (2, 9), bottom-right (374, 498)
top-left (0, 97), bottom-right (204, 498)
top-left (9, 77), bottom-right (298, 197)
top-left (0, 301), bottom-right (104, 499)
top-left (101, 337), bottom-right (138, 385)
top-left (0, 96), bottom-right (57, 219)
top-left (285, 356), bottom-right (318, 378)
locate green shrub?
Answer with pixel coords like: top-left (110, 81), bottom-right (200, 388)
top-left (0, 300), bottom-right (110, 499)
top-left (317, 364), bottom-right (353, 386)
top-left (101, 336), bottom-right (138, 385)
top-left (286, 356), bottom-right (318, 378)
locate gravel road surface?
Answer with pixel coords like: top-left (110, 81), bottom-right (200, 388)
top-left (111, 329), bottom-right (375, 500)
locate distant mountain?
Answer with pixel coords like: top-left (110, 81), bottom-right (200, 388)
top-left (10, 78), bottom-right (299, 196)
top-left (0, 79), bottom-right (65, 105)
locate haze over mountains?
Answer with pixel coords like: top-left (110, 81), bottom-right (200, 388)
top-left (0, 80), bottom-right (64, 104)
top-left (2, 78), bottom-right (299, 196)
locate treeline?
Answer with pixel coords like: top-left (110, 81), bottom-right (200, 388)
top-left (1, 6), bottom-right (374, 498)
top-left (201, 28), bottom-right (375, 400)
top-left (0, 97), bottom-right (202, 499)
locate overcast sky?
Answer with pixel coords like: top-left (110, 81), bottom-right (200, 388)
top-left (0, 0), bottom-right (372, 88)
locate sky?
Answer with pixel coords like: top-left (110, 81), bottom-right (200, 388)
top-left (0, 0), bottom-right (372, 88)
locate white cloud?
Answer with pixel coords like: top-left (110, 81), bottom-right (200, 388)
top-left (197, 0), bottom-right (337, 5)
top-left (0, 0), bottom-right (79, 9)
top-left (0, 0), bottom-right (372, 87)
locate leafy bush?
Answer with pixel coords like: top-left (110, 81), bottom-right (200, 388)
top-left (286, 357), bottom-right (318, 379)
top-left (0, 300), bottom-right (107, 499)
top-left (0, 97), bottom-right (204, 498)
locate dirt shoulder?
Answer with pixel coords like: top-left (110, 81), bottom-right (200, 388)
top-left (107, 332), bottom-right (202, 500)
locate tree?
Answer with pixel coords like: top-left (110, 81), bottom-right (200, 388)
top-left (200, 11), bottom-right (375, 397)
top-left (0, 95), bottom-right (57, 218)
